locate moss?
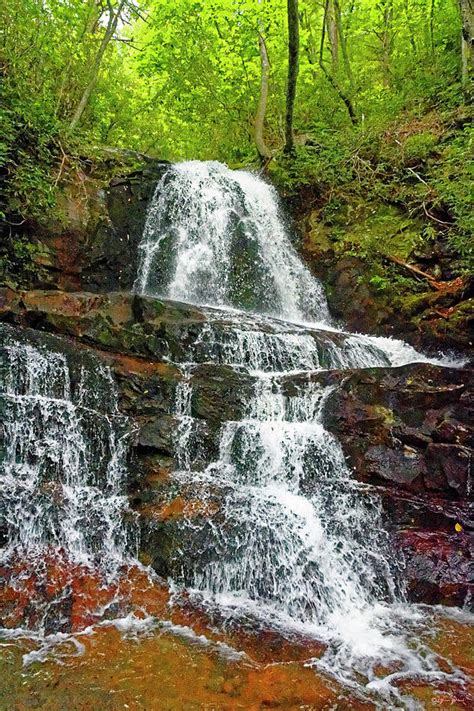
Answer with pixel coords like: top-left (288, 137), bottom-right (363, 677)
top-left (147, 300), bottom-right (167, 320)
top-left (396, 292), bottom-right (435, 313)
top-left (434, 298), bottom-right (474, 335)
top-left (403, 132), bottom-right (439, 163)
top-left (305, 214), bottom-right (332, 254)
top-left (373, 405), bottom-right (396, 426)
top-left (138, 551), bottom-right (153, 567)
top-left (329, 201), bottom-right (424, 263)
top-left (11, 238), bottom-right (46, 271)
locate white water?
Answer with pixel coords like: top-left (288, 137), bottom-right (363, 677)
top-left (0, 161), bottom-right (466, 705)
top-left (136, 160), bottom-right (330, 323)
top-left (136, 161), bottom-right (469, 707)
top-left (0, 327), bottom-right (136, 580)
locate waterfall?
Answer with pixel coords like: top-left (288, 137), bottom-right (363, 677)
top-left (0, 326), bottom-right (135, 582)
top-left (172, 378), bottom-right (399, 624)
top-left (0, 159), bottom-right (464, 704)
top-left (136, 160), bottom-right (463, 701)
top-left (136, 160), bottom-right (330, 323)
top-left (137, 160), bottom-right (454, 368)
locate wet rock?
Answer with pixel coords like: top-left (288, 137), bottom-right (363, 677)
top-left (433, 418), bottom-right (473, 447)
top-left (324, 363), bottom-right (473, 499)
top-left (190, 364), bottom-right (254, 426)
top-left (0, 289), bottom-right (211, 361)
top-left (136, 414), bottom-right (218, 466)
top-left (365, 445), bottom-right (427, 488)
top-left (0, 288), bottom-right (374, 373)
top-left (392, 424), bottom-right (432, 448)
top-left (396, 530), bottom-right (474, 607)
top-left (137, 415), bottom-right (178, 455)
top-left (0, 321), bottom-right (118, 414)
top-left (2, 293), bottom-right (473, 610)
top-left (128, 455), bottom-right (175, 505)
top-left (320, 360), bottom-right (473, 606)
top-left (103, 353), bottom-right (180, 416)
top-left (425, 443), bottom-right (472, 496)
top-left (380, 491), bottom-right (473, 533)
top-left (0, 161), bottom-right (169, 294)
top-left (138, 490), bottom-right (223, 579)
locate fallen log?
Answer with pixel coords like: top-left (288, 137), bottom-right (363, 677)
top-left (386, 254), bottom-right (437, 284)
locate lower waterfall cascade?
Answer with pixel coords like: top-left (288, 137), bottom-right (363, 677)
top-left (0, 325), bottom-right (139, 642)
top-left (0, 328), bottom-right (134, 570)
top-left (0, 160), bottom-right (471, 708)
top-left (135, 161), bottom-right (470, 706)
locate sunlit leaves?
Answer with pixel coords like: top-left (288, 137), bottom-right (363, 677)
top-left (0, 0), bottom-right (466, 163)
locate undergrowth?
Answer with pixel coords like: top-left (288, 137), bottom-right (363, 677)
top-left (271, 105), bottom-right (474, 278)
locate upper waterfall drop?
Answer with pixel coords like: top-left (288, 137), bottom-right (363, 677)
top-left (136, 160), bottom-right (462, 371)
top-left (136, 161), bottom-right (331, 324)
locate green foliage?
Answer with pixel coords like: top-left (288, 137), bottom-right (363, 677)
top-left (429, 125), bottom-right (474, 266)
top-left (0, 0), bottom-right (471, 277)
top-left (1, 0), bottom-right (467, 167)
top-left (403, 132), bottom-right (438, 163)
top-left (7, 152), bottom-right (56, 217)
top-left (368, 275), bottom-right (390, 292)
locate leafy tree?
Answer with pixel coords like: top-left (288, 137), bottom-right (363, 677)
top-left (459, 0), bottom-right (474, 92)
top-left (0, 0), bottom-right (469, 225)
top-left (68, 0), bottom-right (127, 132)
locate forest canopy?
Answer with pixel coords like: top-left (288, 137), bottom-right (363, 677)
top-left (1, 1), bottom-right (470, 158)
top-left (1, 0), bottom-right (472, 262)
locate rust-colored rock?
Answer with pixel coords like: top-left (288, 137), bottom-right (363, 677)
top-left (397, 530), bottom-right (473, 606)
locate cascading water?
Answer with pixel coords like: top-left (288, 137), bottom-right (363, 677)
top-left (173, 378), bottom-right (399, 622)
top-left (136, 160), bottom-right (330, 323)
top-left (136, 160), bottom-right (468, 706)
top-left (0, 326), bottom-right (137, 633)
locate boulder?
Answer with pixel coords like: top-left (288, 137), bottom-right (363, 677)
top-left (321, 361), bottom-right (473, 607)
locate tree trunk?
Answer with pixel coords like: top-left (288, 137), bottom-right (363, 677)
top-left (403, 0), bottom-right (418, 56)
top-left (334, 0), bottom-right (354, 86)
top-left (284, 0), bottom-right (299, 155)
top-left (255, 31), bottom-right (271, 161)
top-left (459, 0), bottom-right (474, 92)
top-left (320, 0), bottom-right (357, 125)
top-left (429, 0), bottom-right (436, 55)
top-left (379, 0), bottom-right (393, 86)
top-left (326, 0), bottom-right (338, 73)
top-left (68, 0), bottom-right (125, 132)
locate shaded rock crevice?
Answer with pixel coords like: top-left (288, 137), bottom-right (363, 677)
top-left (0, 161), bottom-right (169, 294)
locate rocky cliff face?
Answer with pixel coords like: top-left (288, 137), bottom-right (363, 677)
top-left (0, 163), bottom-right (472, 612)
top-left (1, 286), bottom-right (472, 608)
top-left (0, 160), bottom-right (169, 293)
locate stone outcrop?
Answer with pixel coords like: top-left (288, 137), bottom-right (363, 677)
top-left (325, 365), bottom-right (472, 495)
top-left (302, 252), bottom-right (474, 355)
top-left (0, 160), bottom-right (168, 293)
top-left (293, 200), bottom-right (474, 355)
top-left (1, 293), bottom-right (472, 607)
top-left (324, 364), bottom-right (473, 606)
